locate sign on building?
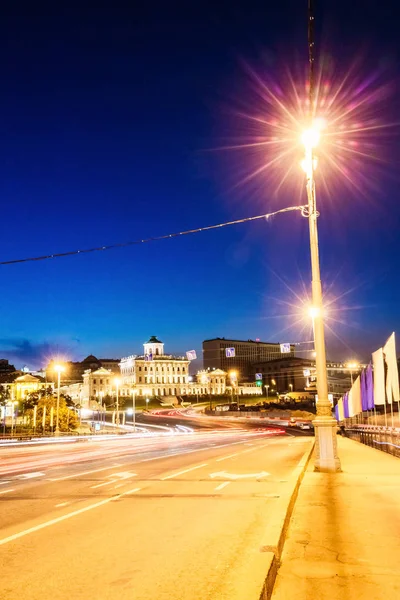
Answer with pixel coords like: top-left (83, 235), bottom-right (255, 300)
top-left (280, 343), bottom-right (291, 354)
top-left (186, 350), bottom-right (197, 361)
top-left (303, 369), bottom-right (311, 377)
top-left (226, 347), bottom-right (235, 358)
top-left (255, 373), bottom-right (262, 380)
top-left (145, 353), bottom-right (153, 361)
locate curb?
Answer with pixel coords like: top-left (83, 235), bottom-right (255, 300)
top-left (258, 440), bottom-right (315, 599)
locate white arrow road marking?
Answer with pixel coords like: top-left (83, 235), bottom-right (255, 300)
top-left (209, 471), bottom-right (270, 480)
top-left (18, 472), bottom-right (45, 479)
top-left (0, 488), bottom-right (15, 495)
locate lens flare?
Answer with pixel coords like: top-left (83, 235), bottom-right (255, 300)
top-left (217, 53), bottom-right (396, 206)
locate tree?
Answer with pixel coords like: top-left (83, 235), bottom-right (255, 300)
top-left (26, 395), bottom-right (79, 432)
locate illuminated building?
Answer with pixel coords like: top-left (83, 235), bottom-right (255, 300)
top-left (119, 336), bottom-right (190, 398)
top-left (202, 338), bottom-right (295, 378)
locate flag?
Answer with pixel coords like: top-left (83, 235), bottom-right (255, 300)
top-left (383, 332), bottom-right (400, 406)
top-left (334, 403), bottom-right (339, 421)
top-left (145, 353), bottom-right (153, 361)
top-left (366, 363), bottom-right (374, 410)
top-left (361, 369), bottom-right (368, 411)
top-left (343, 392), bottom-right (349, 418)
top-left (352, 375), bottom-right (362, 415)
top-left (372, 347), bottom-right (385, 406)
top-left (338, 398), bottom-right (344, 421)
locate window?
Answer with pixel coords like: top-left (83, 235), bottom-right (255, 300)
top-left (93, 379), bottom-right (97, 384)
top-left (139, 377), bottom-right (142, 383)
top-left (100, 379), bottom-right (103, 384)
top-left (145, 366), bottom-right (148, 372)
top-left (139, 366), bottom-right (142, 372)
top-left (107, 379), bottom-right (109, 384)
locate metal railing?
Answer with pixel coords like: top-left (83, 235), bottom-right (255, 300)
top-left (346, 427), bottom-right (400, 459)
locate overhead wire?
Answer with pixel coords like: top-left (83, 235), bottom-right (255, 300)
top-left (0, 204), bottom-right (306, 266)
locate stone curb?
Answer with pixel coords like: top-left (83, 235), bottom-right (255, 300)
top-left (257, 440), bottom-right (315, 599)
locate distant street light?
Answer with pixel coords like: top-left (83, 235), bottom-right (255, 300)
top-left (146, 398), bottom-right (150, 411)
top-left (53, 364), bottom-right (65, 436)
top-left (131, 387), bottom-right (136, 432)
top-left (114, 378), bottom-right (121, 426)
top-left (346, 362), bottom-right (359, 385)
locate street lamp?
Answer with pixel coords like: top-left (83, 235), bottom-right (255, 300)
top-left (145, 397), bottom-right (149, 411)
top-left (131, 387), bottom-right (136, 432)
top-left (53, 364), bottom-right (65, 436)
top-left (302, 124), bottom-right (341, 472)
top-left (289, 383), bottom-right (293, 393)
top-left (346, 362), bottom-right (359, 386)
top-left (229, 370), bottom-right (238, 403)
top-left (265, 384), bottom-right (270, 399)
top-left (114, 378), bottom-right (121, 426)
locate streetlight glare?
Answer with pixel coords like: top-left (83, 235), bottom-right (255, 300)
top-left (114, 377), bottom-right (121, 385)
top-left (53, 364), bottom-right (65, 373)
top-left (308, 306), bottom-right (321, 319)
top-left (301, 127), bottom-right (320, 150)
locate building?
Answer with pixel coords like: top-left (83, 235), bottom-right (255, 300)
top-left (0, 359), bottom-right (16, 374)
top-left (119, 336), bottom-right (190, 398)
top-left (202, 337), bottom-right (295, 379)
top-left (46, 355), bottom-right (120, 383)
top-left (251, 357), bottom-right (366, 398)
top-left (1, 374), bottom-right (53, 402)
top-left (196, 369), bottom-right (227, 395)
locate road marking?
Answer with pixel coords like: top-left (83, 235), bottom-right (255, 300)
top-left (0, 485), bottom-right (142, 547)
top-left (214, 482), bottom-right (230, 491)
top-left (210, 471), bottom-right (269, 480)
top-left (90, 480), bottom-right (116, 489)
top-left (18, 472), bottom-right (45, 479)
top-left (216, 453), bottom-right (239, 462)
top-left (0, 488), bottom-right (15, 495)
top-left (0, 481), bottom-right (11, 486)
top-left (161, 463), bottom-right (208, 480)
top-left (55, 502), bottom-right (69, 507)
top-left (113, 483), bottom-right (125, 489)
top-left (50, 465), bottom-right (121, 482)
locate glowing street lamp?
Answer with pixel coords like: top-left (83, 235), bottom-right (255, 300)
top-left (346, 362), bottom-right (359, 385)
top-left (302, 123), bottom-right (341, 472)
top-left (114, 378), bottom-right (121, 426)
top-left (53, 364), bottom-right (65, 436)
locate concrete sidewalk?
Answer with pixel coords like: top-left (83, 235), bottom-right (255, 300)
top-left (271, 436), bottom-right (400, 600)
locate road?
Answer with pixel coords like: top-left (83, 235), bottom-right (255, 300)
top-left (0, 414), bottom-right (312, 599)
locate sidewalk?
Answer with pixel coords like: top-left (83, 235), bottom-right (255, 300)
top-left (271, 436), bottom-right (400, 600)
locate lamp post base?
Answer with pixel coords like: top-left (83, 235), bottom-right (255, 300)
top-left (313, 417), bottom-right (341, 472)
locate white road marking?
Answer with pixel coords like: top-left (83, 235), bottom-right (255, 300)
top-left (50, 465), bottom-right (120, 482)
top-left (0, 488), bottom-right (15, 495)
top-left (18, 472), bottom-right (45, 479)
top-left (0, 481), bottom-right (11, 486)
top-left (55, 502), bottom-right (69, 507)
top-left (216, 453), bottom-right (239, 462)
top-left (0, 485), bottom-right (142, 547)
top-left (113, 483), bottom-right (125, 489)
top-left (214, 482), bottom-right (230, 491)
top-left (210, 471), bottom-right (269, 480)
top-left (90, 480), bottom-right (116, 489)
top-left (161, 463), bottom-right (208, 480)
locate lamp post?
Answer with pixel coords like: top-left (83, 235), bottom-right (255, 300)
top-left (346, 362), bottom-right (359, 386)
top-left (114, 378), bottom-right (121, 426)
top-left (54, 364), bottom-right (65, 436)
top-left (229, 371), bottom-right (238, 403)
top-left (265, 384), bottom-right (269, 399)
top-left (131, 387), bottom-right (136, 432)
top-left (146, 397), bottom-right (149, 411)
top-left (302, 127), bottom-right (341, 472)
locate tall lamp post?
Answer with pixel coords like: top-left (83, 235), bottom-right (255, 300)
top-left (54, 364), bottom-right (65, 436)
top-left (131, 387), bottom-right (136, 432)
top-left (114, 378), bottom-right (121, 426)
top-left (302, 129), bottom-right (341, 472)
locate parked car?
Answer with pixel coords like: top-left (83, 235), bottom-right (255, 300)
top-left (299, 422), bottom-right (313, 430)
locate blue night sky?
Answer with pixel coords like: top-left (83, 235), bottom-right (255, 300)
top-left (0, 1), bottom-right (399, 369)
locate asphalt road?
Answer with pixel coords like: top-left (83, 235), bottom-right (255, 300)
top-left (0, 415), bottom-right (312, 599)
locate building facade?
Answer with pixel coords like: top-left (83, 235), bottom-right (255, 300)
top-left (46, 355), bottom-right (120, 384)
top-left (119, 336), bottom-right (190, 398)
top-left (1, 374), bottom-right (53, 402)
top-left (202, 338), bottom-right (295, 379)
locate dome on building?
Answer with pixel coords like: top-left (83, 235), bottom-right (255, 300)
top-left (146, 336), bottom-right (162, 344)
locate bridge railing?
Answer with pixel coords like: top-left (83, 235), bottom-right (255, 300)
top-left (345, 427), bottom-right (400, 459)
